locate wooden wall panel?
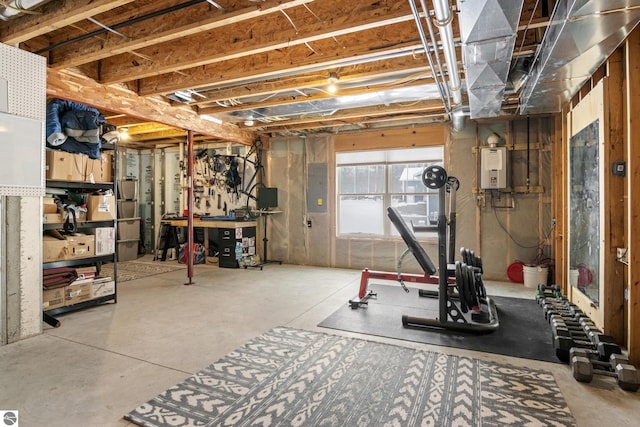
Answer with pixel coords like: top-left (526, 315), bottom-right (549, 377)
top-left (625, 28), bottom-right (640, 364)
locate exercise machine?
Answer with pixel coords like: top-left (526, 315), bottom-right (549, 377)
top-left (349, 165), bottom-right (499, 333)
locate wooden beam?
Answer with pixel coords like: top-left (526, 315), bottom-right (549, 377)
top-left (0, 0), bottom-right (136, 45)
top-left (334, 124), bottom-right (448, 151)
top-left (97, 2), bottom-right (417, 84)
top-left (46, 68), bottom-right (254, 145)
top-left (137, 38), bottom-right (423, 96)
top-left (625, 27), bottom-right (640, 364)
top-left (48, 0), bottom-right (313, 69)
top-left (604, 48), bottom-right (625, 344)
top-left (192, 57), bottom-right (432, 106)
top-left (553, 109), bottom-right (566, 293)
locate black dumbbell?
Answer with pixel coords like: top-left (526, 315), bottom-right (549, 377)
top-left (570, 349), bottom-right (639, 392)
top-left (550, 317), bottom-right (598, 337)
top-left (541, 299), bottom-right (570, 311)
top-left (570, 347), bottom-right (629, 371)
top-left (549, 313), bottom-right (593, 328)
top-left (536, 284), bottom-right (562, 302)
top-left (552, 323), bottom-right (601, 343)
top-left (547, 304), bottom-right (585, 318)
top-left (553, 329), bottom-right (621, 362)
top-left (551, 319), bottom-right (618, 351)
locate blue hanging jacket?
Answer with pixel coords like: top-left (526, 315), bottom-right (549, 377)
top-left (46, 98), bottom-right (105, 159)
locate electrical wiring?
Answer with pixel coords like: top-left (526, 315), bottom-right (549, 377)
top-left (491, 200), bottom-right (555, 251)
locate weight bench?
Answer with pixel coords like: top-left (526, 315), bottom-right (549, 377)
top-left (384, 206), bottom-right (499, 333)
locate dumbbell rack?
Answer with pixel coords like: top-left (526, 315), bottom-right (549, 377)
top-left (538, 292), bottom-right (639, 391)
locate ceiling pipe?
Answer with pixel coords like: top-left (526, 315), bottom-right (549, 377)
top-left (432, 0), bottom-right (462, 105)
top-left (419, 0), bottom-right (451, 101)
top-left (0, 0), bottom-right (51, 21)
top-left (408, 0), bottom-right (451, 113)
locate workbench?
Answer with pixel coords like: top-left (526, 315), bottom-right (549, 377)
top-left (159, 218), bottom-right (258, 267)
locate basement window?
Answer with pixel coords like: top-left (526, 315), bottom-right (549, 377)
top-left (336, 146), bottom-right (444, 237)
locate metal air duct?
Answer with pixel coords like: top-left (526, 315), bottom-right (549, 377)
top-left (457, 0), bottom-right (525, 119)
top-left (520, 0), bottom-right (640, 114)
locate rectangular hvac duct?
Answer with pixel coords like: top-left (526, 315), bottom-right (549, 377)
top-left (457, 0), bottom-right (524, 119)
top-left (520, 0), bottom-right (640, 114)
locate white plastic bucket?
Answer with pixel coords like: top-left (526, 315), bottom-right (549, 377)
top-left (569, 269), bottom-right (579, 287)
top-left (523, 265), bottom-right (549, 288)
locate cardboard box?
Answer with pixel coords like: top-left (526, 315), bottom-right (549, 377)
top-left (65, 279), bottom-right (93, 306)
top-left (46, 150), bottom-right (85, 181)
top-left (43, 235), bottom-right (69, 262)
top-left (91, 227), bottom-right (115, 255)
top-left (42, 233), bottom-right (95, 262)
top-left (85, 152), bottom-right (113, 183)
top-left (92, 278), bottom-right (115, 298)
top-left (43, 287), bottom-right (65, 310)
top-left (66, 234), bottom-right (95, 259)
top-left (43, 197), bottom-right (58, 213)
top-left (87, 194), bottom-right (116, 221)
top-left (43, 213), bottom-right (63, 224)
top-left (76, 266), bottom-right (97, 280)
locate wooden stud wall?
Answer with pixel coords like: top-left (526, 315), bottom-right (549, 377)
top-left (560, 29), bottom-right (640, 360)
top-left (604, 50), bottom-right (625, 344)
top-left (625, 29), bottom-right (640, 365)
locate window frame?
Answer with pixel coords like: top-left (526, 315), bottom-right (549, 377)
top-left (336, 147), bottom-right (444, 239)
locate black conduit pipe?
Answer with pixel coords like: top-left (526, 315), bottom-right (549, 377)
top-left (35, 0), bottom-right (208, 54)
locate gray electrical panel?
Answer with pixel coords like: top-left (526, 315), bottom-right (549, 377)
top-left (307, 163), bottom-right (327, 213)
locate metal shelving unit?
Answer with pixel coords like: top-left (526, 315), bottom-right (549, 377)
top-left (43, 146), bottom-right (118, 320)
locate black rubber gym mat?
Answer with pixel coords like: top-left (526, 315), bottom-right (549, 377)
top-left (319, 283), bottom-right (559, 363)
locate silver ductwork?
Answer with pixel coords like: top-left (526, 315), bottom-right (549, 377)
top-left (457, 0), bottom-right (524, 119)
top-left (520, 0), bottom-right (640, 114)
top-left (0, 0), bottom-right (52, 21)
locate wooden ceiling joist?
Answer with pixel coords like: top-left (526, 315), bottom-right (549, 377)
top-left (96, 3), bottom-right (417, 84)
top-left (47, 0), bottom-right (313, 69)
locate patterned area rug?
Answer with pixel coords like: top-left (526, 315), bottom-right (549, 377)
top-left (124, 327), bottom-right (575, 427)
top-left (100, 260), bottom-right (185, 282)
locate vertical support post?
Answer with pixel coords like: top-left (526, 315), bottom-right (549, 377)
top-left (625, 28), bottom-right (640, 364)
top-left (438, 185), bottom-right (448, 322)
top-left (448, 182), bottom-right (457, 264)
top-left (185, 130), bottom-right (194, 285)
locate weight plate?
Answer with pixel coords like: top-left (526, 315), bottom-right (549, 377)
top-left (422, 165), bottom-right (447, 189)
top-left (446, 176), bottom-right (460, 192)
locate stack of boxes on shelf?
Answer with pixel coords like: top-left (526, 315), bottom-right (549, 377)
top-left (117, 178), bottom-right (140, 262)
top-left (42, 266), bottom-right (115, 311)
top-left (42, 148), bottom-right (117, 311)
top-left (45, 149), bottom-right (113, 184)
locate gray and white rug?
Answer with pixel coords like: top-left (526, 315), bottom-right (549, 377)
top-left (100, 259), bottom-right (185, 283)
top-left (124, 326), bottom-right (575, 426)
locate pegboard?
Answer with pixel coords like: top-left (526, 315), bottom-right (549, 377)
top-left (0, 43), bottom-right (46, 196)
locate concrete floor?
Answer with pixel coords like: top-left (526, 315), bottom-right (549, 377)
top-left (1, 258), bottom-right (639, 426)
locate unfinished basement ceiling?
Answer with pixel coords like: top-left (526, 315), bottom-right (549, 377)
top-left (2, 0), bottom-right (640, 146)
